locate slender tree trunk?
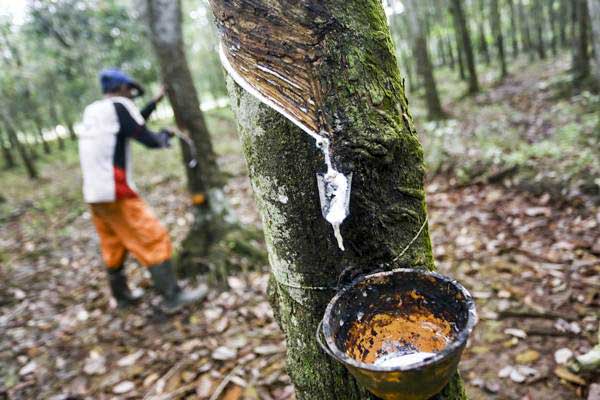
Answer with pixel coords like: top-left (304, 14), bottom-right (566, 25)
top-left (450, 0), bottom-right (479, 93)
top-left (33, 119), bottom-right (51, 154)
top-left (401, 50), bottom-right (417, 92)
top-left (573, 0), bottom-right (591, 81)
top-left (456, 35), bottom-right (466, 81)
top-left (533, 0), bottom-right (547, 59)
top-left (507, 0), bottom-right (520, 58)
top-left (48, 101), bottom-right (65, 151)
top-left (518, 0), bottom-right (534, 60)
top-left (547, 0), bottom-right (558, 56)
top-left (438, 38), bottom-right (448, 67)
top-left (490, 0), bottom-right (508, 78)
top-left (145, 0), bottom-right (233, 271)
top-left (589, 0), bottom-right (600, 82)
top-left (477, 0), bottom-right (491, 64)
top-left (2, 119), bottom-right (38, 179)
top-left (209, 0), bottom-right (468, 398)
top-left (559, 0), bottom-right (570, 46)
top-left (446, 36), bottom-right (456, 69)
top-left (0, 132), bottom-right (16, 169)
top-left (63, 112), bottom-right (78, 140)
top-left (406, 0), bottom-right (446, 120)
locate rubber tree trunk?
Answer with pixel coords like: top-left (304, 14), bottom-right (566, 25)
top-left (2, 118), bottom-right (38, 179)
top-left (47, 100), bottom-right (65, 151)
top-left (589, 0), bottom-right (600, 82)
top-left (477, 0), bottom-right (491, 64)
top-left (572, 0), bottom-right (591, 81)
top-left (533, 0), bottom-right (547, 59)
top-left (547, 0), bottom-right (558, 56)
top-left (490, 0), bottom-right (508, 79)
top-left (33, 119), bottom-right (51, 155)
top-left (0, 131), bottom-right (16, 169)
top-left (209, 0), bottom-right (468, 399)
top-left (559, 0), bottom-right (570, 46)
top-left (507, 0), bottom-right (520, 58)
top-left (446, 36), bottom-right (456, 69)
top-left (454, 23), bottom-right (466, 81)
top-left (518, 0), bottom-right (534, 59)
top-left (450, 0), bottom-right (479, 93)
top-left (145, 0), bottom-right (230, 269)
top-left (405, 0), bottom-right (446, 120)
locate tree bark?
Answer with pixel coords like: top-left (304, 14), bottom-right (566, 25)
top-left (145, 0), bottom-right (231, 271)
top-left (589, 0), bottom-right (600, 82)
top-left (490, 0), bottom-right (508, 78)
top-left (405, 0), bottom-right (446, 120)
top-left (450, 0), bottom-right (479, 93)
top-left (209, 0), bottom-right (468, 399)
top-left (572, 0), bottom-right (591, 82)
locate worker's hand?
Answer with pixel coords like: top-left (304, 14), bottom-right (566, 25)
top-left (160, 128), bottom-right (176, 138)
top-left (158, 129), bottom-right (175, 148)
top-left (153, 85), bottom-right (166, 103)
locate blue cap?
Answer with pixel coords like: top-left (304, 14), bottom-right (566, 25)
top-left (99, 68), bottom-right (144, 97)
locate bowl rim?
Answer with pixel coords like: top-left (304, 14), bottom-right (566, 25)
top-left (322, 268), bottom-right (478, 373)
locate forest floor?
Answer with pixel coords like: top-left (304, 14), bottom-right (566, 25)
top-left (1, 54), bottom-right (599, 400)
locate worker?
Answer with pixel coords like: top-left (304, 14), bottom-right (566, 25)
top-left (79, 68), bottom-right (206, 313)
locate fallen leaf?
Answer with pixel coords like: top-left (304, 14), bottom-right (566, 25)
top-left (515, 349), bottom-right (540, 364)
top-left (117, 350), bottom-right (144, 367)
top-left (212, 346), bottom-right (237, 361)
top-left (222, 385), bottom-right (243, 400)
top-left (113, 380), bottom-right (135, 394)
top-left (19, 360), bottom-right (37, 376)
top-left (254, 344), bottom-right (283, 355)
top-left (554, 348), bottom-right (573, 365)
top-left (504, 328), bottom-right (527, 339)
top-left (554, 367), bottom-right (586, 385)
top-left (83, 351), bottom-right (106, 375)
top-left (196, 374), bottom-right (213, 398)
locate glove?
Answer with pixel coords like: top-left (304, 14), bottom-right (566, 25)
top-left (158, 129), bottom-right (174, 147)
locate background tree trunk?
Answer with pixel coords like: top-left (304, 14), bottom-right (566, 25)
top-left (507, 0), bottom-right (520, 58)
top-left (547, 0), bottom-right (558, 56)
top-left (477, 0), bottom-right (491, 64)
top-left (450, 0), bottom-right (479, 93)
top-left (490, 0), bottom-right (508, 78)
top-left (1, 118), bottom-right (38, 179)
top-left (0, 131), bottom-right (16, 169)
top-left (209, 0), bottom-right (468, 399)
top-left (145, 0), bottom-right (231, 271)
top-left (559, 0), bottom-right (570, 47)
top-left (518, 0), bottom-right (534, 59)
top-left (589, 0), bottom-right (600, 82)
top-left (405, 0), bottom-right (446, 120)
top-left (533, 0), bottom-right (547, 59)
top-left (572, 0), bottom-right (591, 81)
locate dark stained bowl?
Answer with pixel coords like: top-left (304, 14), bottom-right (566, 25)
top-left (322, 268), bottom-right (477, 400)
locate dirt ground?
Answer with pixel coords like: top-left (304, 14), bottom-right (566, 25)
top-left (1, 56), bottom-right (599, 399)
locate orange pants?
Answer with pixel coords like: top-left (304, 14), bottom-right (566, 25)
top-left (90, 197), bottom-right (172, 269)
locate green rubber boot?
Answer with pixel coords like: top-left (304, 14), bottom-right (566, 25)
top-left (107, 266), bottom-right (143, 308)
top-left (148, 261), bottom-right (207, 314)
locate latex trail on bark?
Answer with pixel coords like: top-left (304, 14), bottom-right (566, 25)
top-left (212, 0), bottom-right (350, 250)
